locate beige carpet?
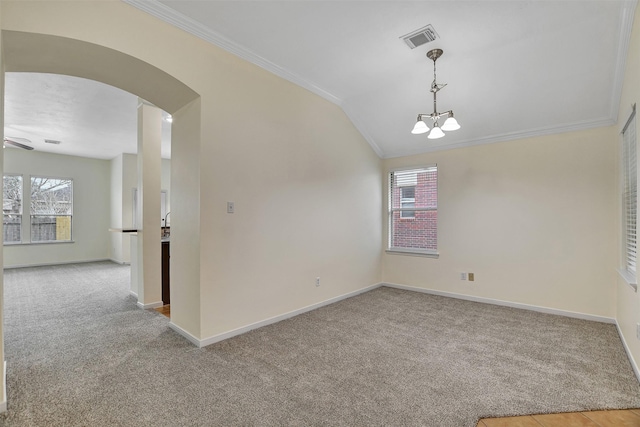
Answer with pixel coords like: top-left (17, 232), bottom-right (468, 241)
top-left (2, 262), bottom-right (639, 426)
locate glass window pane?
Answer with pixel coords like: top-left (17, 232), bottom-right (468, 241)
top-left (3, 175), bottom-right (23, 243)
top-left (30, 177), bottom-right (73, 242)
top-left (31, 177), bottom-right (73, 215)
top-left (31, 215), bottom-right (72, 242)
top-left (390, 167), bottom-right (437, 251)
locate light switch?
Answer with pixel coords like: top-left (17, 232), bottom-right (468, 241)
top-left (227, 202), bottom-right (234, 213)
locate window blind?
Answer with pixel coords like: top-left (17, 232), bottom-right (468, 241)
top-left (623, 106), bottom-right (637, 274)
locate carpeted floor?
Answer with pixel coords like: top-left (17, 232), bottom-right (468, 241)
top-left (1, 261), bottom-right (640, 426)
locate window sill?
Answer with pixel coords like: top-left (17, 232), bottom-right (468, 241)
top-left (618, 268), bottom-right (637, 292)
top-left (4, 240), bottom-right (75, 246)
top-left (386, 249), bottom-right (439, 258)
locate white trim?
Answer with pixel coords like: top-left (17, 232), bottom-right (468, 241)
top-left (137, 300), bottom-right (163, 309)
top-left (129, 290), bottom-right (138, 298)
top-left (123, 0), bottom-right (341, 107)
top-left (2, 258), bottom-right (112, 270)
top-left (109, 259), bottom-right (131, 266)
top-left (618, 268), bottom-right (638, 292)
top-left (191, 283), bottom-right (382, 348)
top-left (615, 320), bottom-right (640, 384)
top-left (123, 0), bottom-right (388, 159)
top-left (0, 361), bottom-right (6, 413)
top-left (169, 322), bottom-right (202, 347)
top-left (383, 117), bottom-right (616, 159)
top-left (382, 282), bottom-right (616, 324)
top-left (341, 103), bottom-right (384, 158)
top-left (385, 249), bottom-right (439, 258)
top-left (166, 282), bottom-right (619, 350)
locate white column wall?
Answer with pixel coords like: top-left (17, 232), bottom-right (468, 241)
top-left (136, 102), bottom-right (162, 307)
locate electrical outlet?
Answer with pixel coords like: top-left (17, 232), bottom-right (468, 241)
top-left (636, 323), bottom-right (640, 340)
top-left (468, 273), bottom-right (475, 282)
top-left (460, 272), bottom-right (467, 280)
top-left (316, 277), bottom-right (320, 287)
top-left (227, 201), bottom-right (235, 214)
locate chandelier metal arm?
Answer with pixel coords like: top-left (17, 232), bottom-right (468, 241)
top-left (417, 110), bottom-right (454, 122)
top-left (411, 48), bottom-right (461, 139)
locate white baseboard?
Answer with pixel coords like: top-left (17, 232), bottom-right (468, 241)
top-left (3, 258), bottom-right (113, 270)
top-left (109, 259), bottom-right (130, 265)
top-left (166, 281), bottom-right (617, 351)
top-left (169, 322), bottom-right (202, 347)
top-left (137, 300), bottom-right (163, 309)
top-left (615, 320), bottom-right (640, 384)
top-left (129, 290), bottom-right (138, 298)
top-left (193, 283), bottom-right (382, 348)
top-left (382, 282), bottom-right (616, 324)
top-left (0, 360), bottom-right (7, 413)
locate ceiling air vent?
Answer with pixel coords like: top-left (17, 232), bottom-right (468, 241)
top-left (44, 139), bottom-right (61, 145)
top-left (401, 25), bottom-right (439, 49)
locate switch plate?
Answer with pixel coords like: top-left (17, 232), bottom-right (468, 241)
top-left (636, 323), bottom-right (640, 340)
top-left (468, 273), bottom-right (475, 282)
top-left (460, 273), bottom-right (467, 280)
top-left (227, 202), bottom-right (234, 214)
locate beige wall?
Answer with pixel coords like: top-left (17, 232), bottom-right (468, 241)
top-left (4, 149), bottom-right (111, 268)
top-left (383, 126), bottom-right (617, 318)
top-left (109, 153), bottom-right (141, 264)
top-left (0, 1), bottom-right (382, 341)
top-left (616, 2), bottom-right (640, 375)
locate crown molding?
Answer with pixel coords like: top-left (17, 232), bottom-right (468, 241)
top-left (341, 103), bottom-right (384, 158)
top-left (123, 0), bottom-right (342, 106)
top-left (383, 117), bottom-right (616, 159)
top-left (124, 0), bottom-right (631, 160)
top-left (123, 0), bottom-right (391, 157)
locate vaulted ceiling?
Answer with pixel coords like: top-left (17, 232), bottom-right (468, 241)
top-left (4, 1), bottom-right (636, 159)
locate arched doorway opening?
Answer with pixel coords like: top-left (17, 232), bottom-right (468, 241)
top-left (0, 29), bottom-right (203, 411)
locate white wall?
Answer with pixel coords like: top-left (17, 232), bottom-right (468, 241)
top-left (4, 149), bottom-right (110, 268)
top-left (383, 125), bottom-right (617, 319)
top-left (109, 154), bottom-right (123, 262)
top-left (1, 2), bottom-right (382, 342)
top-left (110, 154), bottom-right (169, 264)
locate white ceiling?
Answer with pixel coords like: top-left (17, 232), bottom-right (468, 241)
top-left (4, 73), bottom-right (172, 160)
top-left (4, 1), bottom-right (636, 160)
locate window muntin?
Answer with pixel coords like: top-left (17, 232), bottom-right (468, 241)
top-left (3, 175), bottom-right (23, 244)
top-left (30, 177), bottom-right (73, 242)
top-left (389, 166), bottom-right (437, 253)
top-left (623, 107), bottom-right (637, 275)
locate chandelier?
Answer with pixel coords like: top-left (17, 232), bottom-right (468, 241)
top-left (411, 49), bottom-right (460, 139)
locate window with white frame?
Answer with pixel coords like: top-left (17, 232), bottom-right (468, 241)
top-left (389, 166), bottom-right (438, 254)
top-left (3, 175), bottom-right (23, 244)
top-left (623, 106), bottom-right (637, 277)
top-left (30, 177), bottom-right (73, 242)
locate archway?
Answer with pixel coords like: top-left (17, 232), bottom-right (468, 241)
top-left (0, 30), bottom-right (203, 411)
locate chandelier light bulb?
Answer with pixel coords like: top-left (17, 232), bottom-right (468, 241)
top-left (441, 115), bottom-right (460, 131)
top-left (427, 125), bottom-right (445, 139)
top-left (411, 120), bottom-right (429, 134)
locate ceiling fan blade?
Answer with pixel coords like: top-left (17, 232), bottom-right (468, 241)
top-left (4, 139), bottom-right (34, 150)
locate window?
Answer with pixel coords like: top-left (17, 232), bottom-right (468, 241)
top-left (623, 106), bottom-right (637, 278)
top-left (3, 175), bottom-right (23, 243)
top-left (400, 186), bottom-right (416, 218)
top-left (389, 166), bottom-right (437, 254)
top-left (30, 177), bottom-right (73, 242)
